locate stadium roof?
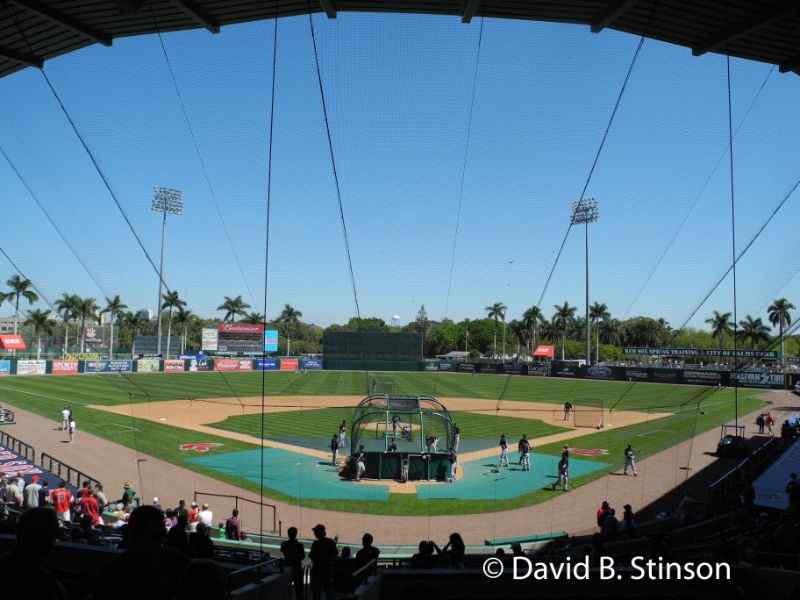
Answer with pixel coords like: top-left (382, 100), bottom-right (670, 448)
top-left (0, 0), bottom-right (799, 80)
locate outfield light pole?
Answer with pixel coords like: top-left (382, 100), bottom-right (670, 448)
top-left (571, 198), bottom-right (599, 367)
top-left (152, 187), bottom-right (183, 357)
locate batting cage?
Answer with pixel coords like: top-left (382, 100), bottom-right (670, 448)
top-left (349, 395), bottom-right (456, 480)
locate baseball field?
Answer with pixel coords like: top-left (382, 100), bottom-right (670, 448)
top-left (0, 370), bottom-right (765, 516)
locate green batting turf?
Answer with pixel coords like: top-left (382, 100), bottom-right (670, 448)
top-left (0, 371), bottom-right (767, 515)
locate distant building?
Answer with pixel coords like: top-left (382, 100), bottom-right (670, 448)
top-left (136, 309), bottom-right (153, 320)
top-left (436, 351), bottom-right (469, 361)
top-left (0, 316), bottom-right (18, 334)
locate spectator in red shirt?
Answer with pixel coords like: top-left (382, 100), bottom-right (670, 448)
top-left (50, 481), bottom-right (74, 523)
top-left (78, 481), bottom-right (92, 500)
top-left (596, 500), bottom-right (610, 528)
top-left (80, 492), bottom-right (102, 526)
top-left (188, 502), bottom-right (200, 532)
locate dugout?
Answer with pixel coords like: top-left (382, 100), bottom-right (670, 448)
top-left (350, 395), bottom-right (455, 481)
top-left (323, 331), bottom-right (422, 371)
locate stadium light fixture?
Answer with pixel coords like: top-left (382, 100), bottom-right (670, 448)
top-left (152, 186), bottom-right (184, 358)
top-left (571, 198), bottom-right (599, 366)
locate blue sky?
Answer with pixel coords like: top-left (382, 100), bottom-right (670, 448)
top-left (1, 14), bottom-right (799, 328)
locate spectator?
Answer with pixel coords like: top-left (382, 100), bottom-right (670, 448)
top-left (601, 509), bottom-right (618, 538)
top-left (622, 504), bottom-right (635, 533)
top-left (166, 514), bottom-right (190, 556)
top-left (281, 526), bottom-right (305, 597)
top-left (189, 522), bottom-right (215, 559)
top-left (410, 540), bottom-right (440, 568)
top-left (80, 491), bottom-right (102, 526)
top-left (510, 542), bottom-right (524, 557)
top-left (188, 501), bottom-right (200, 532)
top-left (355, 532), bottom-right (380, 573)
top-left (13, 472), bottom-right (24, 494)
top-left (164, 508), bottom-right (176, 531)
top-left (198, 503), bottom-right (213, 528)
top-left (175, 499), bottom-right (188, 521)
top-left (309, 524), bottom-right (338, 600)
top-left (38, 480), bottom-right (49, 508)
top-left (95, 505), bottom-right (188, 600)
top-left (94, 483), bottom-right (108, 510)
top-left (49, 481), bottom-right (73, 523)
top-left (225, 509), bottom-right (242, 540)
top-left (596, 500), bottom-right (610, 528)
top-left (78, 480), bottom-right (91, 499)
top-left (152, 497), bottom-right (162, 512)
top-left (121, 482), bottom-right (137, 510)
top-left (340, 546), bottom-right (352, 559)
top-left (5, 477), bottom-right (22, 507)
top-left (23, 476), bottom-right (42, 509)
top-left (442, 532), bottom-right (465, 568)
top-left (0, 507), bottom-right (67, 599)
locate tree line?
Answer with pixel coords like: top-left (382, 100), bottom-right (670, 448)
top-left (0, 274), bottom-right (795, 360)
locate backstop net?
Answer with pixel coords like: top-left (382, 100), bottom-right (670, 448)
top-left (572, 406), bottom-right (608, 429)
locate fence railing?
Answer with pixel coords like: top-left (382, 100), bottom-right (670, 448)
top-left (193, 491), bottom-right (278, 534)
top-left (39, 452), bottom-right (101, 490)
top-left (0, 430), bottom-right (35, 462)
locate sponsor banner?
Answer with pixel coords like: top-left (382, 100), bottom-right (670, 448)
top-left (164, 359), bottom-right (185, 373)
top-left (733, 371), bottom-right (785, 388)
top-left (64, 353), bottom-right (100, 361)
top-left (189, 358), bottom-right (213, 372)
top-left (214, 358), bottom-right (241, 372)
top-left (568, 447), bottom-right (610, 457)
top-left (683, 370), bottom-right (722, 384)
top-left (527, 363), bottom-right (551, 377)
top-left (302, 357), bottom-right (323, 370)
top-left (649, 368), bottom-right (682, 383)
top-left (52, 360), bottom-right (79, 376)
top-left (201, 328), bottom-right (218, 351)
top-left (0, 359), bottom-right (11, 377)
top-left (264, 329), bottom-right (279, 352)
top-left (137, 358), bottom-right (160, 373)
top-left (84, 360), bottom-right (133, 373)
top-left (438, 362), bottom-right (456, 371)
top-left (218, 323), bottom-right (264, 334)
top-left (238, 359), bottom-right (253, 371)
top-left (532, 344), bottom-right (555, 359)
top-left (0, 334), bottom-right (26, 351)
top-left (424, 361), bottom-right (439, 371)
top-left (83, 325), bottom-right (104, 344)
top-left (16, 359), bottom-right (46, 376)
top-left (585, 366), bottom-right (613, 379)
top-left (179, 442), bottom-right (223, 453)
top-left (255, 358), bottom-right (279, 371)
top-left (624, 368), bottom-right (650, 381)
top-left (458, 363), bottom-right (476, 373)
top-left (624, 346), bottom-right (778, 359)
top-left (550, 361), bottom-right (581, 377)
top-left (280, 358), bottom-right (299, 372)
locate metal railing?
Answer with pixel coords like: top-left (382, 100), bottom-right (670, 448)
top-left (39, 452), bottom-right (101, 490)
top-left (0, 430), bottom-right (35, 462)
top-left (193, 491), bottom-right (278, 534)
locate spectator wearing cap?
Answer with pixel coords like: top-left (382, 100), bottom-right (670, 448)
top-left (24, 476), bottom-right (42, 509)
top-left (198, 503), bottom-right (213, 529)
top-left (188, 502), bottom-right (200, 532)
top-left (309, 524), bottom-right (338, 600)
top-left (121, 483), bottom-right (137, 510)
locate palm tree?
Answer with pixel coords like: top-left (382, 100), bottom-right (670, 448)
top-left (705, 310), bottom-right (733, 352)
top-left (552, 302), bottom-right (577, 360)
top-left (54, 293), bottom-right (79, 356)
top-left (100, 295), bottom-right (128, 360)
top-left (485, 302), bottom-right (507, 358)
top-left (242, 312), bottom-right (265, 324)
top-left (217, 295), bottom-right (250, 322)
top-left (589, 302), bottom-right (610, 363)
top-left (161, 291), bottom-right (186, 359)
top-left (74, 297), bottom-right (98, 353)
top-left (24, 309), bottom-right (55, 360)
top-left (278, 304), bottom-right (303, 356)
top-left (171, 308), bottom-right (195, 355)
top-left (5, 275), bottom-right (38, 338)
top-left (123, 310), bottom-right (148, 358)
top-left (768, 298), bottom-right (795, 362)
top-left (738, 315), bottom-right (770, 349)
top-left (522, 306), bottom-right (543, 354)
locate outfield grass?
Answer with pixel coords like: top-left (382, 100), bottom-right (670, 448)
top-left (0, 371), bottom-right (767, 515)
top-left (208, 406), bottom-right (569, 445)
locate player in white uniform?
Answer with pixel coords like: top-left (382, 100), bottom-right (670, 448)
top-left (61, 406), bottom-right (70, 431)
top-left (499, 434), bottom-right (510, 468)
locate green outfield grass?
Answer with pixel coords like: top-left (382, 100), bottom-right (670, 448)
top-left (0, 371), bottom-right (767, 515)
top-left (208, 406), bottom-right (569, 444)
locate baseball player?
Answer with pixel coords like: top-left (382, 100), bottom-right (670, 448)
top-left (518, 434), bottom-right (532, 472)
top-left (338, 420), bottom-right (347, 450)
top-left (61, 406), bottom-right (71, 431)
top-left (563, 401), bottom-right (573, 421)
top-left (354, 445), bottom-right (366, 481)
top-left (448, 450), bottom-right (458, 482)
top-left (330, 434), bottom-right (339, 466)
top-left (68, 416), bottom-right (77, 443)
top-left (623, 444), bottom-right (638, 476)
top-left (499, 434), bottom-right (509, 468)
top-left (556, 457), bottom-right (569, 491)
top-left (453, 425), bottom-right (461, 452)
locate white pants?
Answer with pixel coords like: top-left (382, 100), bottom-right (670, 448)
top-left (339, 433), bottom-right (346, 449)
top-left (624, 457), bottom-right (637, 475)
top-left (454, 434), bottom-right (460, 451)
top-left (521, 454), bottom-right (531, 471)
top-left (449, 463), bottom-right (457, 482)
top-left (356, 461), bottom-right (365, 480)
top-left (500, 448), bottom-right (509, 467)
top-left (558, 473), bottom-right (569, 490)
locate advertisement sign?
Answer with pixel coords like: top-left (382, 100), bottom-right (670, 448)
top-left (551, 361), bottom-right (580, 377)
top-left (0, 360), bottom-right (10, 377)
top-left (255, 358), bottom-right (279, 371)
top-left (189, 358), bottom-right (213, 372)
top-left (16, 360), bottom-right (46, 376)
top-left (302, 357), bottom-right (323, 370)
top-left (733, 371), bottom-right (785, 388)
top-left (84, 360), bottom-right (133, 373)
top-left (424, 361), bottom-right (439, 371)
top-left (137, 358), bottom-right (160, 373)
top-left (264, 329), bottom-right (279, 352)
top-left (238, 359), bottom-right (253, 371)
top-left (532, 344), bottom-right (555, 359)
top-left (0, 334), bottom-right (26, 351)
top-left (83, 325), bottom-right (104, 345)
top-left (683, 370), bottom-right (723, 384)
top-left (438, 362), bottom-right (455, 371)
top-left (218, 323), bottom-right (264, 334)
top-left (458, 363), bottom-right (476, 373)
top-left (214, 358), bottom-right (241, 372)
top-left (201, 328), bottom-right (218, 352)
top-left (52, 360), bottom-right (79, 376)
top-left (624, 346), bottom-right (778, 359)
top-left (164, 359), bottom-right (185, 373)
top-left (586, 366), bottom-right (613, 379)
top-left (280, 358), bottom-right (299, 371)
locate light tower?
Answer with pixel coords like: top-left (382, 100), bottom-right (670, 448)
top-left (151, 186), bottom-right (183, 357)
top-left (571, 198), bottom-right (599, 366)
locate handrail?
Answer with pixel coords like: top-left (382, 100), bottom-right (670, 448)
top-left (193, 491), bottom-right (278, 534)
top-left (228, 557), bottom-right (282, 579)
top-left (0, 430), bottom-right (35, 462)
top-left (352, 558), bottom-right (378, 580)
top-left (709, 436), bottom-right (779, 489)
top-left (39, 452), bottom-right (100, 490)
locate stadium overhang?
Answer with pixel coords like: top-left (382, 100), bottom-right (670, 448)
top-left (0, 1), bottom-right (798, 80)
top-left (0, 334), bottom-right (27, 350)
